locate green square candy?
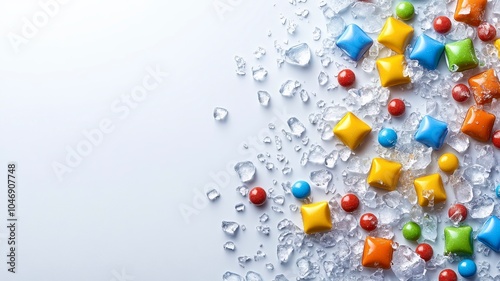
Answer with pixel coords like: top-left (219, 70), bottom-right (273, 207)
top-left (444, 39), bottom-right (478, 72)
top-left (444, 226), bottom-right (473, 256)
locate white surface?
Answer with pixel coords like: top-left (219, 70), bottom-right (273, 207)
top-left (0, 0), bottom-right (499, 280)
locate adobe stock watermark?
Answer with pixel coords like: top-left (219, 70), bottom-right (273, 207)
top-left (178, 108), bottom-right (291, 224)
top-left (8, 0), bottom-right (70, 54)
top-left (109, 267), bottom-right (134, 281)
top-left (213, 0), bottom-right (244, 21)
top-left (52, 65), bottom-right (169, 182)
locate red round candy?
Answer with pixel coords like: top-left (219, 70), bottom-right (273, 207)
top-left (415, 243), bottom-right (433, 262)
top-left (249, 187), bottom-right (267, 206)
top-left (388, 99), bottom-right (405, 116)
top-left (448, 203), bottom-right (468, 222)
top-left (338, 69), bottom-right (356, 87)
top-left (360, 213), bottom-right (378, 231)
top-left (478, 22), bottom-right (497, 42)
top-left (451, 84), bottom-right (470, 102)
top-left (439, 269), bottom-right (458, 281)
top-left (341, 194), bottom-right (360, 212)
top-left (492, 130), bottom-right (500, 149)
top-left (433, 16), bottom-right (452, 34)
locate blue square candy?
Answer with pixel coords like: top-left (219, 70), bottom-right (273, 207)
top-left (409, 34), bottom-right (444, 70)
top-left (414, 115), bottom-right (448, 150)
top-left (477, 216), bottom-right (500, 252)
top-left (336, 24), bottom-right (373, 61)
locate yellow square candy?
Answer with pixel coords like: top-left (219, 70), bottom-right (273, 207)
top-left (378, 17), bottom-right (414, 54)
top-left (376, 54), bottom-right (411, 87)
top-left (300, 201), bottom-right (332, 234)
top-left (367, 158), bottom-right (402, 191)
top-left (495, 39), bottom-right (500, 59)
top-left (333, 112), bottom-right (372, 150)
top-left (414, 173), bottom-right (447, 207)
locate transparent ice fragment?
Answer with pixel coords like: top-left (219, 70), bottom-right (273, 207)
top-left (223, 271), bottom-right (244, 281)
top-left (421, 214), bottom-right (438, 242)
top-left (236, 185), bottom-right (249, 197)
top-left (266, 263), bottom-right (274, 270)
top-left (256, 225), bottom-right (271, 235)
top-left (284, 43), bottom-right (311, 66)
top-left (326, 15), bottom-right (345, 38)
top-left (214, 107), bottom-right (228, 121)
top-left (222, 221), bottom-right (240, 235)
top-left (446, 133), bottom-right (470, 153)
top-left (277, 244), bottom-right (294, 263)
top-left (234, 161), bottom-right (256, 183)
top-left (299, 89), bottom-right (309, 102)
top-left (467, 194), bottom-right (495, 219)
top-left (257, 91), bottom-right (271, 106)
top-left (273, 195), bottom-right (285, 205)
top-left (274, 274), bottom-right (289, 281)
top-left (318, 71), bottom-right (329, 86)
top-left (238, 256), bottom-right (252, 267)
top-left (296, 256), bottom-right (318, 280)
top-left (331, 0), bottom-right (354, 13)
top-left (252, 66), bottom-right (268, 81)
top-left (254, 250), bottom-right (266, 261)
top-left (280, 80), bottom-right (301, 97)
top-left (246, 271), bottom-right (263, 281)
top-left (287, 117), bottom-right (306, 137)
top-left (254, 47), bottom-right (266, 59)
top-left (308, 144), bottom-right (328, 164)
top-left (234, 56), bottom-right (246, 75)
top-left (391, 245), bottom-right (426, 281)
top-left (224, 241), bottom-right (236, 251)
top-left (310, 169), bottom-right (332, 189)
top-left (312, 27), bottom-right (321, 41)
top-left (207, 189), bottom-right (220, 201)
top-left (260, 213), bottom-right (269, 222)
top-left (463, 164), bottom-right (489, 186)
top-left (235, 203), bottom-right (245, 212)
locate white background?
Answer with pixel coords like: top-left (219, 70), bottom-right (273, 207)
top-left (0, 0), bottom-right (499, 280)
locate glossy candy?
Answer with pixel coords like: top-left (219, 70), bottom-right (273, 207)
top-left (414, 115), bottom-right (448, 150)
top-left (468, 69), bottom-right (500, 105)
top-left (434, 16), bottom-right (452, 34)
top-left (336, 24), bottom-right (374, 61)
top-left (409, 34), bottom-right (444, 70)
top-left (415, 243), bottom-right (433, 262)
top-left (361, 236), bottom-right (394, 269)
top-left (395, 1), bottom-right (414, 20)
top-left (338, 69), bottom-right (356, 87)
top-left (388, 99), bottom-right (405, 116)
top-left (495, 39), bottom-right (500, 58)
top-left (478, 22), bottom-right (497, 41)
top-left (448, 203), bottom-right (468, 222)
top-left (457, 259), bottom-right (477, 278)
top-left (300, 201), bottom-right (332, 234)
top-left (402, 221), bottom-right (421, 241)
top-left (451, 83), bottom-right (471, 102)
top-left (249, 187), bottom-right (267, 205)
top-left (496, 184), bottom-right (500, 198)
top-left (454, 0), bottom-right (486, 27)
top-left (438, 153), bottom-right (459, 173)
top-left (414, 173), bottom-right (447, 207)
top-left (378, 128), bottom-right (397, 148)
top-left (493, 131), bottom-right (500, 148)
top-left (444, 226), bottom-right (473, 255)
top-left (291, 180), bottom-right (311, 199)
top-left (333, 112), bottom-right (372, 150)
top-left (378, 17), bottom-right (414, 54)
top-left (444, 39), bottom-right (479, 72)
top-left (461, 106), bottom-right (496, 142)
top-left (477, 216), bottom-right (500, 252)
top-left (341, 193), bottom-right (360, 212)
top-left (367, 158), bottom-right (402, 191)
top-left (360, 213), bottom-right (378, 231)
top-left (439, 269), bottom-right (458, 281)
top-left (376, 55), bottom-right (411, 87)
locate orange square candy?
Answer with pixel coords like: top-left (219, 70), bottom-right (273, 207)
top-left (361, 236), bottom-right (394, 269)
top-left (454, 0), bottom-right (487, 27)
top-left (461, 106), bottom-right (496, 142)
top-left (468, 69), bottom-right (500, 105)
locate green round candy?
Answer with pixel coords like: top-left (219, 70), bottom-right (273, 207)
top-left (402, 221), bottom-right (421, 240)
top-left (395, 1), bottom-right (414, 20)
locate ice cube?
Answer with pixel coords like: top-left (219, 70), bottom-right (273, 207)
top-left (234, 161), bottom-right (256, 183)
top-left (257, 91), bottom-right (271, 106)
top-left (223, 272), bottom-right (244, 281)
top-left (206, 189), bottom-right (220, 201)
top-left (284, 43), bottom-right (311, 66)
top-left (310, 169), bottom-right (333, 189)
top-left (252, 66), bottom-right (268, 81)
top-left (222, 221), bottom-right (239, 235)
top-left (213, 107), bottom-right (228, 121)
top-left (287, 117), bottom-right (306, 137)
top-left (280, 80), bottom-right (301, 97)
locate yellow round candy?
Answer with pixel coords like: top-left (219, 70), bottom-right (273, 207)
top-left (438, 153), bottom-right (459, 173)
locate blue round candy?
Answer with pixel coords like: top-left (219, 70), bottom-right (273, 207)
top-left (496, 184), bottom-right (500, 198)
top-left (378, 128), bottom-right (398, 148)
top-left (291, 180), bottom-right (311, 199)
top-left (458, 259), bottom-right (476, 278)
